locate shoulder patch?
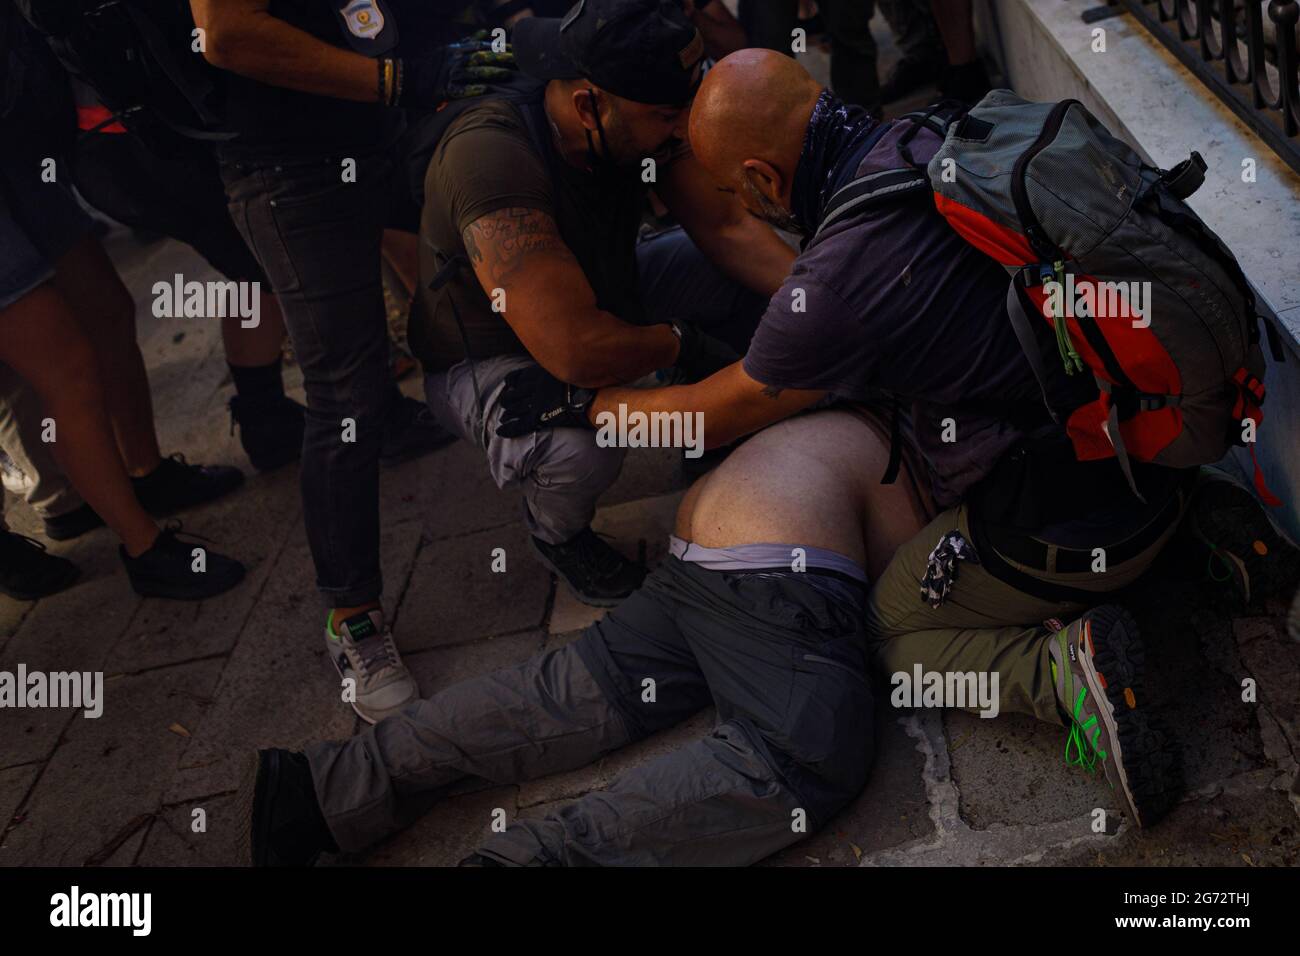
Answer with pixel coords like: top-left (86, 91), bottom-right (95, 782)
top-left (334, 0), bottom-right (398, 56)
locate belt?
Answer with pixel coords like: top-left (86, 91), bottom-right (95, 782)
top-left (969, 483), bottom-right (1187, 604)
top-left (991, 485), bottom-right (1185, 574)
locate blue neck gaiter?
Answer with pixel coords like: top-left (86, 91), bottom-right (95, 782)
top-left (791, 90), bottom-right (884, 235)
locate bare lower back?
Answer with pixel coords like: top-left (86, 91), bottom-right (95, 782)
top-left (674, 408), bottom-right (932, 581)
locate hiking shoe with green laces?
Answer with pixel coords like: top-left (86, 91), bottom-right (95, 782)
top-left (1179, 470), bottom-right (1300, 607)
top-left (325, 609), bottom-right (419, 724)
top-left (1048, 605), bottom-right (1182, 828)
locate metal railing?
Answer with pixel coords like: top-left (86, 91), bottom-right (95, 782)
top-left (1099, 1), bottom-right (1300, 175)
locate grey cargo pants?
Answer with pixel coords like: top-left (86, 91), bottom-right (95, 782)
top-left (306, 557), bottom-right (874, 865)
top-left (423, 227), bottom-right (768, 545)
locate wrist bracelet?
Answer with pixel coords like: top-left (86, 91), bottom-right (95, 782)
top-left (392, 58), bottom-right (405, 107)
top-left (377, 57), bottom-right (387, 104)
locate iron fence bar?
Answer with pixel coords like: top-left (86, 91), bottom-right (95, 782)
top-left (1104, 0), bottom-right (1300, 175)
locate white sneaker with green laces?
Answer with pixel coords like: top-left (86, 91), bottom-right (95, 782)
top-left (325, 609), bottom-right (419, 724)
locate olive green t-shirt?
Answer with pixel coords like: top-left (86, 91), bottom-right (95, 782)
top-left (411, 95), bottom-right (649, 372)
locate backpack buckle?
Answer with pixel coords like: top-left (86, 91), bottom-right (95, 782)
top-left (1161, 151), bottom-right (1207, 201)
top-left (1232, 367), bottom-right (1266, 406)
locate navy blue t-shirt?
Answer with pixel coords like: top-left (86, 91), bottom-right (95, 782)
top-left (744, 120), bottom-right (1040, 507)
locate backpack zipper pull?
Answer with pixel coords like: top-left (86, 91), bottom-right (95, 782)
top-left (1050, 260), bottom-right (1084, 375)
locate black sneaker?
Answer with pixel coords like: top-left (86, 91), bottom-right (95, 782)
top-left (0, 531), bottom-right (79, 600)
top-left (880, 54), bottom-right (943, 104)
top-left (119, 523), bottom-right (246, 599)
top-left (531, 527), bottom-right (645, 607)
top-left (43, 503), bottom-right (106, 541)
top-left (132, 454), bottom-right (245, 516)
top-left (939, 60), bottom-right (992, 104)
top-left (235, 749), bottom-right (338, 867)
top-left (381, 395), bottom-right (457, 467)
top-left (229, 395), bottom-right (306, 473)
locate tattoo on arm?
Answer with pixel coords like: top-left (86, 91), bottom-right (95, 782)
top-left (761, 385), bottom-right (784, 400)
top-left (462, 207), bottom-right (573, 291)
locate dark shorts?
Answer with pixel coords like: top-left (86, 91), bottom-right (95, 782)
top-left (0, 117), bottom-right (92, 311)
top-left (71, 133), bottom-right (267, 284)
top-left (0, 8), bottom-right (90, 310)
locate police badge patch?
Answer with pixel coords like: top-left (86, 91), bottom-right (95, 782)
top-left (334, 0), bottom-right (398, 56)
top-left (342, 0), bottom-right (383, 37)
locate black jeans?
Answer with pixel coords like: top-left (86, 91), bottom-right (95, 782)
top-left (221, 151), bottom-right (394, 607)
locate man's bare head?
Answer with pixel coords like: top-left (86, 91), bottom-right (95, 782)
top-left (689, 50), bottom-right (823, 231)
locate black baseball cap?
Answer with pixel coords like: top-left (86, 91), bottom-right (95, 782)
top-left (513, 0), bottom-right (706, 106)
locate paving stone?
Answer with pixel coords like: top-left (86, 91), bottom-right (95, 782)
top-left (548, 492), bottom-right (683, 635)
top-left (136, 794), bottom-right (241, 867)
top-left (1046, 787), bottom-right (1299, 867)
top-left (0, 542), bottom-right (141, 767)
top-left (945, 710), bottom-right (1112, 830)
top-left (93, 824), bottom-right (152, 868)
top-left (121, 240), bottom-right (227, 448)
top-left (394, 524), bottom-right (550, 652)
top-left (0, 763), bottom-right (39, 844)
top-left (1235, 616), bottom-right (1300, 756)
top-left (162, 519), bottom-right (423, 803)
top-left (1128, 569), bottom-right (1269, 790)
top-left (0, 659), bottom-right (222, 866)
top-left (418, 442), bottom-right (522, 541)
top-left (380, 425), bottom-right (447, 533)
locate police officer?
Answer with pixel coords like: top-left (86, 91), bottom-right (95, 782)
top-left (192, 0), bottom-right (515, 723)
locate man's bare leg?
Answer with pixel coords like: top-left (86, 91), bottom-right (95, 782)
top-left (0, 283), bottom-right (159, 556)
top-left (51, 236), bottom-right (162, 477)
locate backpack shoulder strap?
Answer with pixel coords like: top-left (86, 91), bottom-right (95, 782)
top-left (813, 166), bottom-right (929, 240)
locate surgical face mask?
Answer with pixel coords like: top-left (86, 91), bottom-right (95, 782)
top-left (741, 172), bottom-right (804, 236)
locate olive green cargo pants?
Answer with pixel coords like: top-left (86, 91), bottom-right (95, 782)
top-left (865, 488), bottom-right (1188, 725)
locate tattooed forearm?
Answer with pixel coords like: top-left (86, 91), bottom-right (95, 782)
top-left (462, 206), bottom-right (573, 290)
top-left (761, 385), bottom-right (784, 399)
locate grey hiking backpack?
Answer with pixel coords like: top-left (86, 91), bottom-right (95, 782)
top-left (819, 90), bottom-right (1283, 503)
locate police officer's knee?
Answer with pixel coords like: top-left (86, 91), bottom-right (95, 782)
top-left (534, 429), bottom-right (626, 493)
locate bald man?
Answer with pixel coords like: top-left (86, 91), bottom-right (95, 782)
top-left (496, 49), bottom-right (1300, 829)
top-left (239, 408), bottom-right (930, 866)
